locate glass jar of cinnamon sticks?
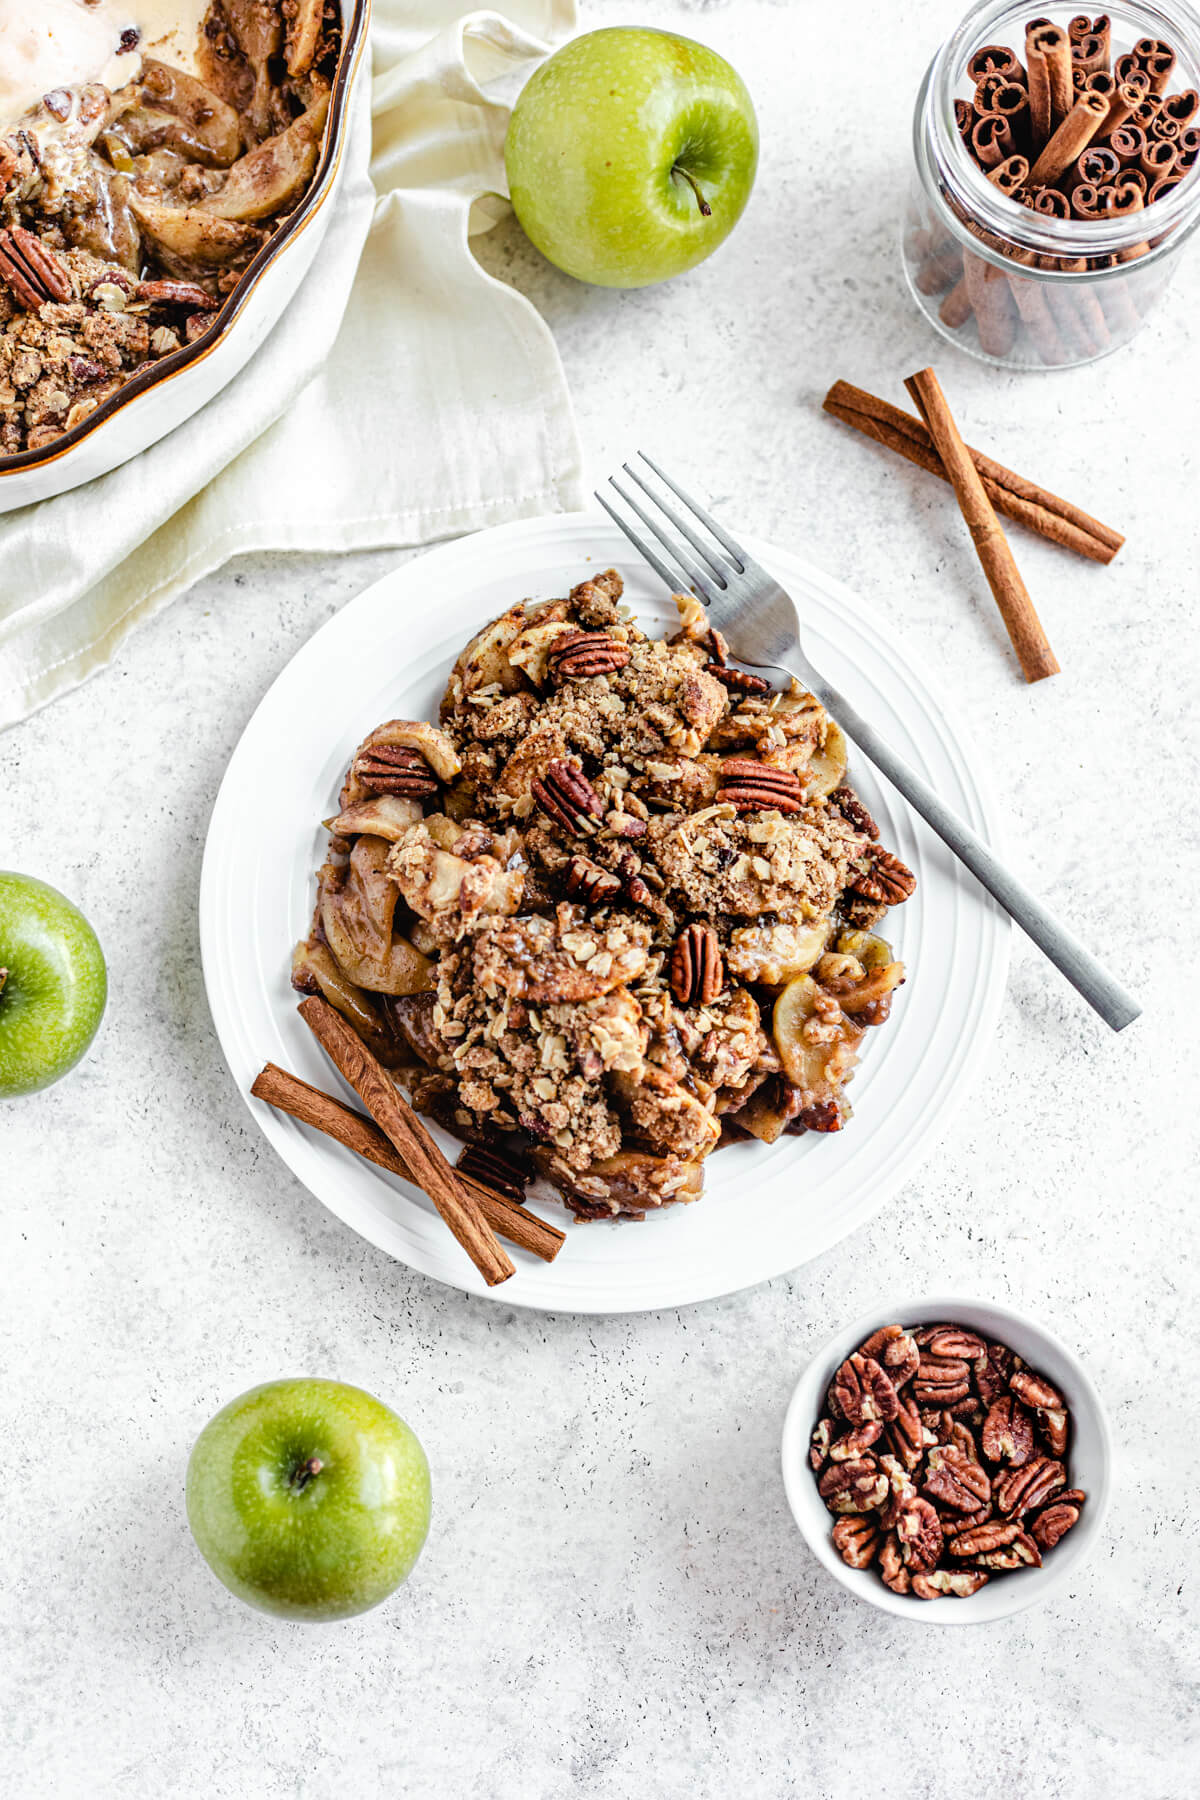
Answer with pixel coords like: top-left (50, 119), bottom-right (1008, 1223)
top-left (904, 1), bottom-right (1200, 367)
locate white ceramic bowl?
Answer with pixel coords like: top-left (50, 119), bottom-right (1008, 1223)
top-left (0, 0), bottom-right (369, 514)
top-left (781, 1296), bottom-right (1112, 1625)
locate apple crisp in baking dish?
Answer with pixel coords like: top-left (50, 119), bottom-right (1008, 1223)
top-left (0, 1), bottom-right (341, 455)
top-left (294, 570), bottom-right (916, 1221)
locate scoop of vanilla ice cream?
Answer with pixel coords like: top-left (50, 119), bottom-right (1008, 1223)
top-left (0, 0), bottom-right (125, 129)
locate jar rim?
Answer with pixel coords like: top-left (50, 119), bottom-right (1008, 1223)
top-left (921, 0), bottom-right (1200, 267)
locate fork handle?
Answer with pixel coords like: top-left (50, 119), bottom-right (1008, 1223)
top-left (807, 675), bottom-right (1141, 1032)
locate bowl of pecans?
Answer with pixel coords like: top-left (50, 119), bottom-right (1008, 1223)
top-left (781, 1297), bottom-right (1111, 1623)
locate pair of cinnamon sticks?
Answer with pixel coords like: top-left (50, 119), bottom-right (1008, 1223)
top-left (825, 369), bottom-right (1124, 683)
top-left (252, 996), bottom-right (565, 1285)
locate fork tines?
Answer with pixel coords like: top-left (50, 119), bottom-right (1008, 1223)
top-left (596, 451), bottom-right (746, 604)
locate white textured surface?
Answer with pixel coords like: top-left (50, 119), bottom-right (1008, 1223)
top-left (2, 1), bottom-right (1197, 1794)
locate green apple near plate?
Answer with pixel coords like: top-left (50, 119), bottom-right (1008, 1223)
top-left (505, 27), bottom-right (759, 288)
top-left (186, 1379), bottom-right (432, 1621)
top-left (0, 871), bottom-right (107, 1098)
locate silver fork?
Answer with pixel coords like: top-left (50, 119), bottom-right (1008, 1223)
top-left (597, 452), bottom-right (1140, 1033)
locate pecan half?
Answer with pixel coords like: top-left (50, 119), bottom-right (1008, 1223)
top-left (922, 1444), bottom-right (992, 1513)
top-left (879, 1530), bottom-right (911, 1594)
top-left (953, 1502), bottom-right (994, 1533)
top-left (354, 744), bottom-right (438, 798)
top-left (851, 845), bottom-right (917, 905)
top-left (135, 279), bottom-right (219, 311)
top-left (878, 1452), bottom-right (917, 1529)
top-left (1010, 1369), bottom-right (1070, 1455)
top-left (0, 226), bottom-right (72, 311)
top-left (828, 786), bottom-right (879, 839)
top-left (832, 1516), bottom-right (881, 1569)
top-left (818, 1457), bottom-right (888, 1515)
top-left (716, 758), bottom-right (804, 814)
top-left (704, 662), bottom-right (771, 695)
top-left (795, 1099), bottom-right (846, 1132)
top-left (859, 1324), bottom-right (920, 1388)
top-left (946, 1518), bottom-right (1020, 1558)
top-left (981, 1395), bottom-right (1035, 1467)
top-left (972, 1530), bottom-right (1041, 1571)
top-left (456, 1142), bottom-right (530, 1206)
top-left (615, 847), bottom-right (654, 908)
top-left (531, 759), bottom-right (604, 836)
top-left (809, 1418), bottom-right (834, 1472)
top-left (912, 1354), bottom-right (971, 1406)
top-left (924, 1327), bottom-right (986, 1360)
top-left (974, 1340), bottom-right (1018, 1405)
top-left (1030, 1496), bottom-right (1084, 1551)
top-left (829, 1422), bottom-right (883, 1462)
top-left (897, 1494), bottom-right (944, 1571)
top-left (563, 855), bottom-right (621, 907)
top-left (996, 1456), bottom-right (1065, 1519)
top-left (884, 1393), bottom-right (925, 1472)
top-left (670, 923), bottom-right (725, 1007)
top-left (547, 630), bottom-right (631, 682)
top-left (912, 1568), bottom-right (990, 1599)
top-left (832, 1353), bottom-right (900, 1426)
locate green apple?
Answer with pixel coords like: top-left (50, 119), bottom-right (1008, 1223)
top-left (505, 27), bottom-right (758, 288)
top-left (186, 1378), bottom-right (431, 1621)
top-left (0, 871), bottom-right (107, 1098)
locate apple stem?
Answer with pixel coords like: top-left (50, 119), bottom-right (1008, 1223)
top-left (290, 1456), bottom-right (323, 1493)
top-left (672, 166), bottom-right (712, 218)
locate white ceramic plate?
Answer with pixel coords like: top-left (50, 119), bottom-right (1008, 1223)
top-left (200, 513), bottom-right (1010, 1313)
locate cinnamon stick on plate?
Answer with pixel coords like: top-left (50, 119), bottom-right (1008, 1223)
top-left (298, 995), bottom-right (517, 1285)
top-left (251, 1062), bottom-right (564, 1263)
top-left (822, 381), bottom-right (1123, 563)
top-left (902, 368), bottom-right (1060, 684)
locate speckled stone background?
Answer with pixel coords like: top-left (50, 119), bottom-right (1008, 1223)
top-left (3, 2), bottom-right (1198, 1794)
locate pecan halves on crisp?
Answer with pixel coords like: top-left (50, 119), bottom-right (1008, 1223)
top-left (831, 1353), bottom-right (900, 1426)
top-left (912, 1568), bottom-right (989, 1599)
top-left (455, 1142), bottom-right (530, 1206)
top-left (922, 1444), bottom-right (992, 1513)
top-left (354, 744), bottom-right (439, 799)
top-left (995, 1455), bottom-right (1066, 1519)
top-left (669, 923), bottom-right (725, 1007)
top-left (1010, 1368), bottom-right (1070, 1456)
top-left (716, 758), bottom-right (804, 814)
top-left (531, 759), bottom-right (604, 836)
top-left (0, 226), bottom-right (72, 311)
top-left (546, 629), bottom-right (631, 682)
top-left (897, 1494), bottom-right (944, 1571)
top-left (563, 854), bottom-right (621, 907)
top-left (704, 662), bottom-right (771, 695)
top-left (850, 845), bottom-right (916, 906)
top-left (832, 1516), bottom-right (881, 1569)
top-left (828, 786), bottom-right (879, 840)
top-left (818, 1457), bottom-right (889, 1515)
top-left (981, 1395), bottom-right (1036, 1467)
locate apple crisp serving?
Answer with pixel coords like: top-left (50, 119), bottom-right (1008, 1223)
top-left (294, 570), bottom-right (916, 1221)
top-left (0, 1), bottom-right (341, 455)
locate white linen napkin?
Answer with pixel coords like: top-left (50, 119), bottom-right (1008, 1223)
top-left (0, 1), bottom-right (582, 730)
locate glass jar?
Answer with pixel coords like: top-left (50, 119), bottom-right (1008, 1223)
top-left (903, 0), bottom-right (1200, 368)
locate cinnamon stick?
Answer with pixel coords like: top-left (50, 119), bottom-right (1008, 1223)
top-left (1029, 87), bottom-right (1109, 184)
top-left (902, 369), bottom-right (1059, 683)
top-left (939, 275), bottom-right (973, 328)
top-left (822, 382), bottom-right (1123, 562)
top-left (297, 996), bottom-right (516, 1286)
top-left (251, 1063), bottom-right (565, 1262)
top-left (1031, 23), bottom-right (1075, 130)
top-left (1025, 22), bottom-right (1054, 151)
